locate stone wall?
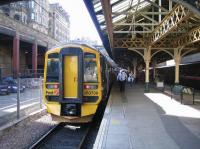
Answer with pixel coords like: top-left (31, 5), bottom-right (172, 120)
top-left (0, 44), bottom-right (31, 77)
top-left (0, 45), bottom-right (12, 76)
top-left (0, 12), bottom-right (62, 77)
top-left (0, 13), bottom-right (60, 48)
top-left (19, 48), bottom-right (27, 71)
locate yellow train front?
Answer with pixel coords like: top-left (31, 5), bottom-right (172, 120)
top-left (43, 44), bottom-right (111, 123)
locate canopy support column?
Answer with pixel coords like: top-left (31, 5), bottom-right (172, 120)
top-left (144, 47), bottom-right (151, 92)
top-left (133, 58), bottom-right (137, 79)
top-left (174, 48), bottom-right (182, 84)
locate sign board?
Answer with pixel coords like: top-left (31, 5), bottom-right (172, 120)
top-left (157, 82), bottom-right (164, 88)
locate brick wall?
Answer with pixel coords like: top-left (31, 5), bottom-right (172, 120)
top-left (0, 13), bottom-right (60, 48)
top-left (0, 45), bottom-right (12, 76)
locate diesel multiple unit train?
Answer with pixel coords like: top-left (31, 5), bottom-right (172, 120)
top-left (43, 43), bottom-right (116, 123)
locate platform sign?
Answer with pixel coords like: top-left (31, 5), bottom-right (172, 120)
top-left (157, 82), bottom-right (164, 88)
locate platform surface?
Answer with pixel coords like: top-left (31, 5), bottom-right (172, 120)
top-left (94, 84), bottom-right (200, 149)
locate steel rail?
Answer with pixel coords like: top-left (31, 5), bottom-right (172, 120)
top-left (29, 123), bottom-right (90, 149)
top-left (77, 125), bottom-right (90, 149)
top-left (29, 123), bottom-right (63, 149)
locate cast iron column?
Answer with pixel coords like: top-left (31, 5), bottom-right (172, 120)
top-left (174, 48), bottom-right (181, 85)
top-left (12, 33), bottom-right (20, 78)
top-left (32, 42), bottom-right (38, 77)
top-left (144, 47), bottom-right (151, 92)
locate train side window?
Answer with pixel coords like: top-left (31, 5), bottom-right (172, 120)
top-left (84, 53), bottom-right (98, 83)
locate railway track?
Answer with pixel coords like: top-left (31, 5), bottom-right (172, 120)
top-left (29, 123), bottom-right (90, 149)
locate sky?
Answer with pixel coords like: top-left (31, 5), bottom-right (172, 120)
top-left (49, 0), bottom-right (102, 44)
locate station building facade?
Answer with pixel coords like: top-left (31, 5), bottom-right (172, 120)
top-left (49, 3), bottom-right (70, 43)
top-left (0, 0), bottom-right (70, 78)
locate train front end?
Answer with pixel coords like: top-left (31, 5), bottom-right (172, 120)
top-left (43, 45), bottom-right (102, 123)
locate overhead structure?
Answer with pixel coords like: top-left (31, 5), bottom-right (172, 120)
top-left (176, 26), bottom-right (200, 47)
top-left (84, 0), bottom-right (200, 50)
top-left (149, 4), bottom-right (191, 45)
top-left (84, 0), bottom-right (200, 91)
top-left (100, 0), bottom-right (114, 49)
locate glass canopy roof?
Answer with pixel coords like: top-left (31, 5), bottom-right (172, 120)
top-left (93, 0), bottom-right (153, 32)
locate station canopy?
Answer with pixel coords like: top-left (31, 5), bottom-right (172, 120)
top-left (84, 0), bottom-right (200, 61)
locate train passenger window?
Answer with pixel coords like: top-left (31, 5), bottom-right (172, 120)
top-left (84, 53), bottom-right (98, 82)
top-left (47, 53), bottom-right (59, 82)
top-left (84, 53), bottom-right (96, 58)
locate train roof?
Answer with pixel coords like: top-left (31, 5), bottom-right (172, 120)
top-left (49, 42), bottom-right (93, 50)
top-left (48, 42), bottom-right (118, 68)
top-left (93, 46), bottom-right (118, 68)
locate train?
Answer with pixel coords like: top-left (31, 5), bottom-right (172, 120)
top-left (43, 43), bottom-right (116, 123)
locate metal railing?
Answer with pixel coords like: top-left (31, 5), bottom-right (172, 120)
top-left (0, 74), bottom-right (44, 127)
top-left (0, 68), bottom-right (44, 79)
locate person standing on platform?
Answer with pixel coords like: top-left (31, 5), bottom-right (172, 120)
top-left (117, 70), bottom-right (127, 92)
top-left (128, 72), bottom-right (134, 87)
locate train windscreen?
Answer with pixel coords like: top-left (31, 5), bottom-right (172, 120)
top-left (84, 53), bottom-right (98, 82)
top-left (47, 53), bottom-right (59, 82)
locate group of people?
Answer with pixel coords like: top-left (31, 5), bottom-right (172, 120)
top-left (117, 69), bottom-right (135, 92)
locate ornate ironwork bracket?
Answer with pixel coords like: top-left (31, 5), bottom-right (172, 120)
top-left (149, 4), bottom-right (191, 46)
top-left (176, 26), bottom-right (200, 47)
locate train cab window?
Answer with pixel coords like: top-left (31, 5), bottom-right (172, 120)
top-left (47, 53), bottom-right (59, 82)
top-left (84, 53), bottom-right (98, 82)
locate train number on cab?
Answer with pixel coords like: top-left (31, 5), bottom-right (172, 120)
top-left (84, 90), bottom-right (98, 96)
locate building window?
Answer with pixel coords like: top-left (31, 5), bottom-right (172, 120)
top-left (38, 16), bottom-right (41, 23)
top-left (35, 13), bottom-right (37, 21)
top-left (31, 13), bottom-right (35, 20)
top-left (30, 1), bottom-right (35, 8)
top-left (40, 6), bottom-right (42, 13)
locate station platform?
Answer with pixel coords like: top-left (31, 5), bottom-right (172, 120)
top-left (94, 84), bottom-right (200, 149)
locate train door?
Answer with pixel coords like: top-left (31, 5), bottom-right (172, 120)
top-left (63, 56), bottom-right (78, 98)
top-left (60, 48), bottom-right (83, 116)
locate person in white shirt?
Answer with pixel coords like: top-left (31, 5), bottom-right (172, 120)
top-left (117, 70), bottom-right (127, 92)
top-left (128, 72), bottom-right (134, 87)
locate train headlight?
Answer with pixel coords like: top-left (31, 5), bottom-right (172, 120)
top-left (62, 104), bottom-right (79, 116)
top-left (69, 110), bottom-right (76, 115)
top-left (84, 85), bottom-right (98, 89)
top-left (46, 84), bottom-right (59, 89)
